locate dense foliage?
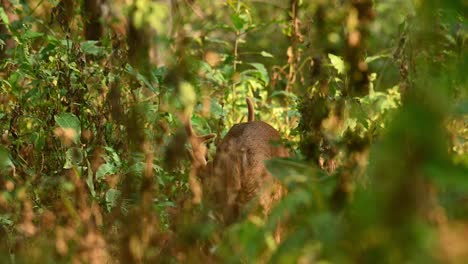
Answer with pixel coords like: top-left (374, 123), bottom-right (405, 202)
top-left (0, 0), bottom-right (467, 263)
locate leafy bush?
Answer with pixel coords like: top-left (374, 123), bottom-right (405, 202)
top-left (0, 0), bottom-right (466, 263)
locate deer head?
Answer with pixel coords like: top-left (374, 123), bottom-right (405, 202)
top-left (184, 117), bottom-right (215, 204)
top-left (184, 120), bottom-right (215, 169)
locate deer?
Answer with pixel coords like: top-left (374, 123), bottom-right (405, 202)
top-left (185, 98), bottom-right (289, 242)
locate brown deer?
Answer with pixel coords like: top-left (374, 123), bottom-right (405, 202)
top-left (185, 98), bottom-right (288, 242)
top-left (184, 119), bottom-right (215, 204)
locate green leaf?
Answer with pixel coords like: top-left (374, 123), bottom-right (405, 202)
top-left (425, 162), bottom-right (468, 191)
top-left (270, 90), bottom-right (297, 100)
top-left (265, 158), bottom-right (321, 185)
top-left (0, 7), bottom-right (9, 25)
top-left (86, 161), bottom-right (96, 197)
top-left (231, 13), bottom-right (249, 31)
top-left (260, 51), bottom-right (274, 58)
top-left (205, 37), bottom-right (231, 47)
top-left (328, 53), bottom-right (345, 74)
top-left (454, 100), bottom-right (468, 116)
top-left (200, 60), bottom-right (228, 85)
top-left (22, 30), bottom-right (44, 40)
top-left (106, 189), bottom-right (121, 211)
top-left (249, 63), bottom-right (269, 85)
top-left (210, 100), bottom-right (225, 119)
top-left (96, 163), bottom-right (115, 181)
top-left (0, 215), bottom-right (13, 226)
top-left (125, 162), bottom-right (144, 176)
top-left (63, 148), bottom-right (83, 169)
top-left (365, 53), bottom-right (390, 63)
top-left (245, 79), bottom-right (262, 90)
top-left (55, 113), bottom-right (81, 144)
top-left (0, 146), bottom-right (13, 171)
top-left (151, 66), bottom-right (166, 84)
top-left (81, 41), bottom-right (105, 56)
top-left (104, 147), bottom-right (122, 167)
top-left (125, 64), bottom-right (157, 92)
top-left (269, 227), bottom-right (312, 263)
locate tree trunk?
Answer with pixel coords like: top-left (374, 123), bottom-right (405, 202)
top-left (82, 0), bottom-right (105, 40)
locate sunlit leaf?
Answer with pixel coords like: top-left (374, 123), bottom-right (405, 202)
top-left (365, 53), bottom-right (391, 63)
top-left (0, 7), bottom-right (9, 25)
top-left (328, 53), bottom-right (345, 74)
top-left (260, 51), bottom-right (274, 58)
top-left (179, 81), bottom-right (196, 115)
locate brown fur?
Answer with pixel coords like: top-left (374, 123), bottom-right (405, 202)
top-left (185, 98), bottom-right (288, 242)
top-left (212, 99), bottom-right (288, 242)
top-left (184, 117), bottom-right (215, 204)
top-left (246, 97), bottom-right (255, 122)
top-left (213, 121), bottom-right (288, 223)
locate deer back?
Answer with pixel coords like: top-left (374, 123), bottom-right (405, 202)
top-left (185, 98), bottom-right (288, 235)
top-left (212, 119), bottom-right (288, 225)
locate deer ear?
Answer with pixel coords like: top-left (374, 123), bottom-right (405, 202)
top-left (199, 133), bottom-right (216, 142)
top-left (246, 97), bottom-right (255, 122)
